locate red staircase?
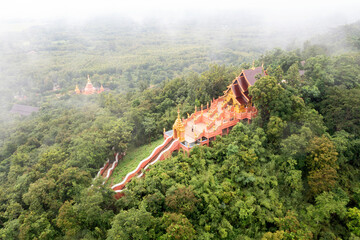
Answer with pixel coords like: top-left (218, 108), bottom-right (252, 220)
top-left (112, 136), bottom-right (179, 198)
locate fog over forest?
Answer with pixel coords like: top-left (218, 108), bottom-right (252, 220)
top-left (1, 1), bottom-right (360, 239)
top-left (1, 1), bottom-right (359, 91)
top-left (1, 0), bottom-right (360, 36)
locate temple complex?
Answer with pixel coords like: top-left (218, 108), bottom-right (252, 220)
top-left (112, 66), bottom-right (266, 197)
top-left (75, 75), bottom-right (104, 95)
top-left (164, 66), bottom-right (266, 152)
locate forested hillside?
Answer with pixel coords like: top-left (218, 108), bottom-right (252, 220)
top-left (0, 15), bottom-right (281, 139)
top-left (310, 21), bottom-right (360, 54)
top-left (0, 16), bottom-right (267, 108)
top-left (0, 19), bottom-right (360, 239)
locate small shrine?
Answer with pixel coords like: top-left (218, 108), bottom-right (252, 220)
top-left (164, 66), bottom-right (266, 152)
top-left (75, 75), bottom-right (104, 95)
top-left (173, 109), bottom-right (185, 142)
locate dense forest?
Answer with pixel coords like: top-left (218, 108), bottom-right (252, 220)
top-left (0, 17), bottom-right (360, 239)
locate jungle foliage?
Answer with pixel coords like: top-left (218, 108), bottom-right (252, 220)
top-left (0, 20), bottom-right (360, 239)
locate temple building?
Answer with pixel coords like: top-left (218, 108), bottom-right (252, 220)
top-left (75, 75), bottom-right (104, 95)
top-left (164, 66), bottom-right (266, 152)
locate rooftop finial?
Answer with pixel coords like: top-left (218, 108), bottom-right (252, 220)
top-left (177, 107), bottom-right (180, 119)
top-left (252, 60), bottom-right (255, 70)
top-left (87, 75), bottom-right (91, 83)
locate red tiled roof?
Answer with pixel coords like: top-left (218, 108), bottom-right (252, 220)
top-left (242, 67), bottom-right (265, 86)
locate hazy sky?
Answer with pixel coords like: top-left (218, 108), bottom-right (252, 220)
top-left (2, 0), bottom-right (360, 23)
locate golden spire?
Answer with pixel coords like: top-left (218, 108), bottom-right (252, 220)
top-left (173, 107), bottom-right (185, 142)
top-left (87, 75), bottom-right (91, 84)
top-left (75, 84), bottom-right (80, 94)
top-left (252, 60), bottom-right (255, 70)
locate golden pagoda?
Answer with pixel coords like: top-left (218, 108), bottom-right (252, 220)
top-left (173, 108), bottom-right (185, 142)
top-left (84, 75), bottom-right (96, 95)
top-left (75, 85), bottom-right (80, 94)
top-left (75, 75), bottom-right (104, 95)
top-left (99, 84), bottom-right (104, 93)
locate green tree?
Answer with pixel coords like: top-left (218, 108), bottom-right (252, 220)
top-left (57, 183), bottom-right (116, 239)
top-left (306, 136), bottom-right (338, 195)
top-left (165, 186), bottom-right (200, 217)
top-left (249, 75), bottom-right (304, 137)
top-left (320, 87), bottom-right (360, 137)
top-left (161, 212), bottom-right (196, 240)
top-left (347, 207), bottom-right (360, 237)
top-left (106, 118), bottom-right (133, 157)
top-left (285, 63), bottom-right (301, 88)
top-left (306, 191), bottom-right (349, 237)
top-left (304, 55), bottom-right (334, 98)
top-left (107, 208), bottom-right (158, 240)
top-left (271, 66), bottom-right (284, 82)
top-left (19, 212), bottom-right (57, 240)
top-left (249, 75), bottom-right (285, 127)
top-left (69, 130), bottom-right (110, 174)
